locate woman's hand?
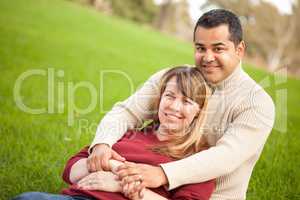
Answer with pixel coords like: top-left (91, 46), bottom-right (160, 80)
top-left (122, 181), bottom-right (145, 200)
top-left (77, 171), bottom-right (122, 192)
top-left (116, 161), bottom-right (168, 196)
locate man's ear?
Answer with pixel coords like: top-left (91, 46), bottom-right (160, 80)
top-left (236, 41), bottom-right (245, 58)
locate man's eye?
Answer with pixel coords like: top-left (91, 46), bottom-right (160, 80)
top-left (196, 47), bottom-right (206, 52)
top-left (214, 47), bottom-right (224, 52)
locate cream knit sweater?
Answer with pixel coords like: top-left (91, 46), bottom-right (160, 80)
top-left (90, 64), bottom-right (275, 200)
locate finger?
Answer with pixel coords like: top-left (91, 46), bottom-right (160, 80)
top-left (101, 152), bottom-right (111, 171)
top-left (116, 164), bottom-right (128, 172)
top-left (94, 156), bottom-right (103, 171)
top-left (123, 174), bottom-right (143, 185)
top-left (78, 178), bottom-right (93, 187)
top-left (77, 175), bottom-right (93, 186)
top-left (112, 150), bottom-right (126, 162)
top-left (89, 157), bottom-right (98, 172)
top-left (117, 171), bottom-right (130, 180)
top-left (126, 182), bottom-right (136, 196)
top-left (131, 182), bottom-right (145, 198)
top-left (77, 173), bottom-right (96, 186)
top-left (79, 184), bottom-right (100, 191)
top-left (122, 183), bottom-right (130, 197)
top-left (86, 157), bottom-right (92, 172)
top-left (118, 169), bottom-right (139, 180)
top-left (139, 187), bottom-right (146, 199)
top-left (116, 162), bottom-right (138, 173)
top-left (123, 161), bottom-right (136, 166)
top-left (127, 181), bottom-right (141, 196)
top-left (78, 179), bottom-right (100, 189)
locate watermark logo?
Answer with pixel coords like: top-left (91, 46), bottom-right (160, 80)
top-left (13, 68), bottom-right (137, 126)
top-left (13, 66), bottom-right (287, 135)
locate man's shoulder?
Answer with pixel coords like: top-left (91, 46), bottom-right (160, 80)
top-left (237, 71), bottom-right (275, 111)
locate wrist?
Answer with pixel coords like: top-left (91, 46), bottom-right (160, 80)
top-left (158, 166), bottom-right (168, 186)
top-left (92, 143), bottom-right (110, 152)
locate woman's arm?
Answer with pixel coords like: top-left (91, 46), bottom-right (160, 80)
top-left (69, 158), bottom-right (89, 183)
top-left (62, 147), bottom-right (90, 184)
top-left (63, 146), bottom-right (124, 184)
top-left (69, 158), bottom-right (124, 183)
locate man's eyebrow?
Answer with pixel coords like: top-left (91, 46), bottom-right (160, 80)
top-left (195, 42), bottom-right (226, 46)
top-left (212, 42), bottom-right (226, 46)
top-left (195, 43), bottom-right (204, 46)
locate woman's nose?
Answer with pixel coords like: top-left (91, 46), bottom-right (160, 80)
top-left (169, 99), bottom-right (181, 112)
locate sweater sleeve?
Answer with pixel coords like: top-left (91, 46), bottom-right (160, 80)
top-left (160, 87), bottom-right (275, 190)
top-left (171, 179), bottom-right (215, 200)
top-left (89, 68), bottom-right (168, 153)
top-left (62, 147), bottom-right (89, 184)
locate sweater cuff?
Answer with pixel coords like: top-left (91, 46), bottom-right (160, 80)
top-left (160, 163), bottom-right (181, 190)
top-left (88, 137), bottom-right (115, 154)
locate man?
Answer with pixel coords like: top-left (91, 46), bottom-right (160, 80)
top-left (87, 9), bottom-right (275, 200)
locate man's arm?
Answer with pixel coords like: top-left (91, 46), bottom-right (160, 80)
top-left (89, 68), bottom-right (168, 151)
top-left (160, 88), bottom-right (275, 189)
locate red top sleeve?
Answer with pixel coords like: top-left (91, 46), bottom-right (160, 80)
top-left (62, 146), bottom-right (89, 184)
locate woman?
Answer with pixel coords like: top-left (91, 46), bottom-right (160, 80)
top-left (13, 66), bottom-right (214, 200)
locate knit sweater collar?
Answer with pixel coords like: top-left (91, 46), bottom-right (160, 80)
top-left (208, 62), bottom-right (244, 91)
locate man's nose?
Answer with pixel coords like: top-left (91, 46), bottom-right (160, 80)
top-left (203, 50), bottom-right (215, 63)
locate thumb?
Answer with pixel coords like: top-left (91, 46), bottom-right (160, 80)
top-left (112, 150), bottom-right (126, 162)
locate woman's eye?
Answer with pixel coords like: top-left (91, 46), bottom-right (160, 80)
top-left (165, 94), bottom-right (174, 98)
top-left (183, 99), bottom-right (192, 105)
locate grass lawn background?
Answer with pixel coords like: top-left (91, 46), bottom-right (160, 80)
top-left (0, 0), bottom-right (299, 199)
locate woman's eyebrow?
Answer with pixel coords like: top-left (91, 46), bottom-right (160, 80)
top-left (164, 90), bottom-right (175, 94)
top-left (183, 96), bottom-right (193, 102)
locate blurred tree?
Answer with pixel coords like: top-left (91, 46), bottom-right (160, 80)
top-left (201, 0), bottom-right (298, 72)
top-left (288, 0), bottom-right (300, 75)
top-left (70, 0), bottom-right (158, 23)
top-left (108, 0), bottom-right (158, 23)
top-left (154, 0), bottom-right (172, 29)
top-left (154, 0), bottom-right (193, 40)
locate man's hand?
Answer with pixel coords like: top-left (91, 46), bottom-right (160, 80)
top-left (87, 144), bottom-right (125, 172)
top-left (116, 161), bottom-right (168, 197)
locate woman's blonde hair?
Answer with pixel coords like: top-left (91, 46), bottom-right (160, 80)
top-left (151, 66), bottom-right (210, 160)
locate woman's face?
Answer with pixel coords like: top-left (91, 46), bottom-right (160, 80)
top-left (158, 77), bottom-right (200, 137)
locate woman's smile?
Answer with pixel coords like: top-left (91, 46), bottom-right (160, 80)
top-left (164, 112), bottom-right (183, 120)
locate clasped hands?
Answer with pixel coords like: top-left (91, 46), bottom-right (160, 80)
top-left (79, 144), bottom-right (167, 199)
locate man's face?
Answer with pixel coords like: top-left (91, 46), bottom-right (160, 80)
top-left (194, 24), bottom-right (245, 84)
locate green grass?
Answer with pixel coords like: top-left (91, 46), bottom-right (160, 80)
top-left (0, 0), bottom-right (299, 199)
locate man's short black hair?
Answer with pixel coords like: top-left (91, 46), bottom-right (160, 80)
top-left (193, 9), bottom-right (243, 46)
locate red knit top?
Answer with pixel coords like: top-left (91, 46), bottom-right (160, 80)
top-left (61, 130), bottom-right (215, 200)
